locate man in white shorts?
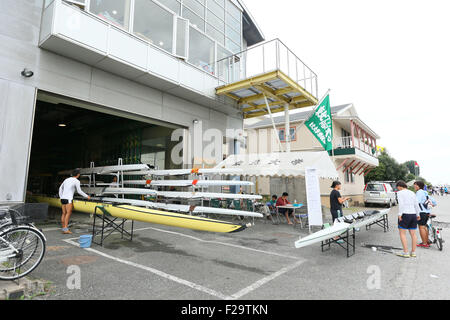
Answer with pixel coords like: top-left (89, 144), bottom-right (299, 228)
top-left (59, 169), bottom-right (90, 234)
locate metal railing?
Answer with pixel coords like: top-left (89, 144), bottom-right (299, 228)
top-left (212, 39), bottom-right (318, 99)
top-left (333, 136), bottom-right (377, 156)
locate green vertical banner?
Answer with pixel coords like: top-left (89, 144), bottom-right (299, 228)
top-left (305, 94), bottom-right (333, 151)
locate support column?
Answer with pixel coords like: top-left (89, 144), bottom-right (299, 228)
top-left (350, 120), bottom-right (355, 148)
top-left (285, 104), bottom-right (290, 153)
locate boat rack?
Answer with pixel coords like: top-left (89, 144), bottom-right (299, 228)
top-left (91, 205), bottom-right (134, 246)
top-left (321, 228), bottom-right (356, 258)
top-left (321, 212), bottom-right (389, 258)
top-left (365, 213), bottom-right (389, 233)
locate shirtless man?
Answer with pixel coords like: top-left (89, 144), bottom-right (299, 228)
top-left (58, 169), bottom-right (90, 234)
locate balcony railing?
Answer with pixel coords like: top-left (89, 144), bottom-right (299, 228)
top-left (210, 39), bottom-right (318, 99)
top-left (333, 136), bottom-right (377, 156)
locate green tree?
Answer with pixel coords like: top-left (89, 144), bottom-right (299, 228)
top-left (403, 160), bottom-right (420, 176)
top-left (365, 149), bottom-right (409, 183)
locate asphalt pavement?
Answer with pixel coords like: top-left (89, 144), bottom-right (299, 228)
top-left (3, 195), bottom-right (449, 300)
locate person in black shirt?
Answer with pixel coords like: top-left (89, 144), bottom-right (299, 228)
top-left (330, 181), bottom-right (350, 223)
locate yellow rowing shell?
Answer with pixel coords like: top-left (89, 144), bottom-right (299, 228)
top-left (35, 196), bottom-right (246, 234)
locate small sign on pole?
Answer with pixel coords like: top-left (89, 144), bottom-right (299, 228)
top-left (305, 167), bottom-right (323, 230)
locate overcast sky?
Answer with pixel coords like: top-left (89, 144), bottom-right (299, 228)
top-left (244, 0), bottom-right (450, 185)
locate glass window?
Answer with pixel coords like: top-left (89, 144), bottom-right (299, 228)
top-left (176, 18), bottom-right (188, 58)
top-left (207, 10), bottom-right (224, 31)
top-left (225, 37), bottom-right (240, 53)
top-left (134, 0), bottom-right (174, 53)
top-left (226, 12), bottom-right (241, 33)
top-left (289, 127), bottom-right (296, 141)
top-left (206, 23), bottom-right (224, 45)
top-left (156, 0), bottom-right (181, 14)
top-left (225, 24), bottom-right (240, 45)
top-left (278, 129), bottom-right (285, 142)
top-left (183, 6), bottom-right (205, 30)
top-left (278, 128), bottom-right (296, 142)
top-left (226, 0), bottom-right (241, 20)
top-left (207, 0), bottom-right (224, 20)
top-left (183, 0), bottom-right (205, 19)
top-left (189, 27), bottom-right (216, 74)
top-left (89, 0), bottom-right (131, 29)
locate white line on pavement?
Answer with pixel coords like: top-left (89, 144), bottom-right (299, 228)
top-left (146, 226), bottom-right (299, 260)
top-left (229, 260), bottom-right (305, 300)
top-left (63, 239), bottom-right (231, 300)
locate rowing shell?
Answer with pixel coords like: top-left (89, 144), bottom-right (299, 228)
top-left (294, 210), bottom-right (389, 249)
top-left (34, 196), bottom-right (247, 233)
top-left (59, 164), bottom-right (149, 175)
top-left (122, 168), bottom-right (244, 176)
top-left (92, 197), bottom-right (263, 218)
top-left (83, 187), bottom-right (262, 200)
top-left (122, 180), bottom-right (254, 187)
top-left (294, 223), bottom-right (349, 249)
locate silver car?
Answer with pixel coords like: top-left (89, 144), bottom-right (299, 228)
top-left (364, 182), bottom-right (397, 208)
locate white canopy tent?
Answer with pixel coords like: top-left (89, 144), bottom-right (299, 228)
top-left (215, 151), bottom-right (339, 179)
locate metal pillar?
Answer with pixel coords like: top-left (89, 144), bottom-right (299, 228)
top-left (284, 104), bottom-right (290, 153)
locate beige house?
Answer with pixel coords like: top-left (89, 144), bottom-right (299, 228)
top-left (243, 104), bottom-right (380, 207)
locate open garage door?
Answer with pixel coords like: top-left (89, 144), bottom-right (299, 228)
top-left (27, 92), bottom-right (185, 197)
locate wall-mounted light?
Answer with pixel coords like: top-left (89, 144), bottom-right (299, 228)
top-left (58, 123), bottom-right (67, 127)
top-left (21, 68), bottom-right (34, 78)
top-left (193, 119), bottom-right (199, 124)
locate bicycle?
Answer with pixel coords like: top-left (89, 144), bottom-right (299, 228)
top-left (0, 205), bottom-right (47, 281)
top-left (427, 215), bottom-right (443, 251)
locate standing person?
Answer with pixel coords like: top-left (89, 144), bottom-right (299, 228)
top-left (59, 169), bottom-right (90, 234)
top-left (329, 181), bottom-right (350, 242)
top-left (329, 181), bottom-right (350, 223)
top-left (276, 192), bottom-right (299, 225)
top-left (414, 181), bottom-right (437, 248)
top-left (396, 181), bottom-right (420, 258)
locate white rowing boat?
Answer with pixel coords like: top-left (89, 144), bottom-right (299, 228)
top-left (83, 187), bottom-right (262, 200)
top-left (122, 180), bottom-right (254, 187)
top-left (294, 223), bottom-right (349, 249)
top-left (91, 197), bottom-right (263, 218)
top-left (294, 210), bottom-right (389, 249)
top-left (121, 168), bottom-right (244, 176)
top-left (59, 164), bottom-right (149, 175)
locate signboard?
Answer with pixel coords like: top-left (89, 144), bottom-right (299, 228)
top-left (305, 167), bottom-right (323, 227)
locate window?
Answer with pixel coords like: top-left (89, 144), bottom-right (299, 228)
top-left (366, 184), bottom-right (384, 192)
top-left (188, 26), bottom-right (216, 74)
top-left (183, 0), bottom-right (205, 19)
top-left (156, 0), bottom-right (181, 14)
top-left (207, 10), bottom-right (225, 32)
top-left (345, 168), bottom-right (355, 184)
top-left (206, 23), bottom-right (225, 45)
top-left (175, 17), bottom-right (189, 58)
top-left (277, 127), bottom-right (296, 142)
top-left (62, 0), bottom-right (86, 9)
top-left (225, 24), bottom-right (240, 45)
top-left (90, 0), bottom-right (131, 29)
top-left (207, 0), bottom-right (224, 20)
top-left (183, 6), bottom-right (205, 30)
top-left (226, 0), bottom-right (241, 21)
top-left (278, 129), bottom-right (286, 142)
top-left (133, 0), bottom-right (174, 53)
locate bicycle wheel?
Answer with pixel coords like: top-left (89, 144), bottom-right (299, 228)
top-left (428, 226), bottom-right (436, 244)
top-left (0, 226), bottom-right (46, 281)
top-left (437, 238), bottom-right (443, 251)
